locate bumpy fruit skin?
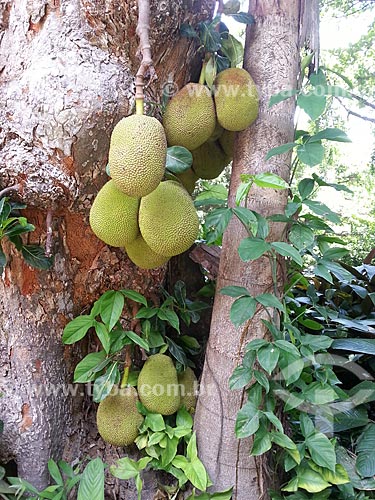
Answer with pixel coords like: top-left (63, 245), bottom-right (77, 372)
top-left (138, 354), bottom-right (180, 415)
top-left (214, 68), bottom-right (259, 131)
top-left (109, 115), bottom-right (167, 197)
top-left (125, 235), bottom-right (169, 270)
top-left (96, 386), bottom-right (144, 446)
top-left (178, 367), bottom-right (198, 413)
top-left (89, 180), bottom-right (139, 247)
top-left (175, 168), bottom-right (198, 194)
top-left (192, 140), bottom-right (231, 180)
top-left (219, 130), bottom-right (235, 158)
top-left (163, 83), bottom-right (216, 150)
top-left (139, 181), bottom-right (199, 257)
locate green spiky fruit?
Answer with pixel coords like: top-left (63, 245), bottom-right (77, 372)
top-left (214, 68), bottom-right (259, 131)
top-left (219, 130), bottom-right (235, 158)
top-left (174, 168), bottom-right (198, 194)
top-left (138, 354), bottom-right (180, 415)
top-left (192, 140), bottom-right (231, 180)
top-left (208, 122), bottom-right (225, 142)
top-left (89, 180), bottom-right (139, 247)
top-left (163, 83), bottom-right (216, 150)
top-left (178, 367), bottom-right (198, 413)
top-left (139, 181), bottom-right (199, 257)
top-left (125, 235), bottom-right (169, 270)
top-left (96, 386), bottom-right (144, 446)
top-left (108, 115), bottom-right (167, 197)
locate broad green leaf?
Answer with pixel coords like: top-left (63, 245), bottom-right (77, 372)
top-left (331, 339), bottom-right (375, 356)
top-left (229, 365), bottom-right (252, 390)
top-left (265, 142), bottom-right (297, 161)
top-left (300, 414), bottom-right (315, 438)
top-left (143, 413), bottom-right (165, 432)
top-left (157, 308), bottom-right (180, 332)
top-left (303, 199), bottom-right (340, 224)
top-left (279, 354), bottom-right (304, 386)
top-left (176, 406), bottom-right (193, 429)
top-left (161, 436), bottom-right (179, 467)
top-left (166, 146), bottom-right (193, 173)
top-left (336, 445), bottom-right (375, 490)
top-left (298, 178), bottom-right (315, 199)
top-left (235, 402), bottom-right (260, 438)
top-left (253, 371), bottom-right (270, 392)
top-left (230, 296), bottom-right (257, 327)
top-left (269, 89), bottom-right (298, 108)
top-left (246, 339), bottom-right (269, 351)
top-left (295, 466), bottom-right (331, 493)
top-left (357, 424), bottom-right (375, 453)
top-left (232, 207), bottom-right (258, 235)
top-left (121, 289), bottom-right (148, 307)
top-left (306, 433), bottom-right (336, 471)
top-left (187, 433), bottom-right (199, 460)
top-left (297, 142), bottom-right (324, 167)
top-left (62, 315), bottom-right (95, 344)
top-left (271, 242), bottom-right (303, 266)
top-left (125, 330), bottom-right (149, 350)
top-left (255, 293), bottom-right (284, 311)
top-left (185, 458), bottom-right (208, 491)
top-left (322, 247), bottom-right (349, 260)
top-left (289, 224), bottom-right (315, 250)
top-left (270, 431), bottom-right (298, 452)
top-left (238, 237), bottom-right (271, 261)
top-left (257, 344), bottom-right (279, 374)
top-left (312, 174), bottom-right (353, 193)
top-left (309, 128), bottom-right (351, 143)
top-left (308, 462), bottom-right (349, 485)
top-left (262, 412), bottom-right (284, 433)
top-left (99, 291), bottom-right (124, 331)
top-left (220, 285), bottom-right (250, 298)
top-left (229, 12), bottom-right (255, 24)
top-left (251, 427), bottom-right (272, 455)
top-left (47, 459), bottom-right (63, 486)
top-left (303, 382), bottom-right (338, 405)
top-left (110, 457), bottom-right (148, 480)
top-left (309, 69), bottom-right (327, 87)
top-left (73, 351), bottom-right (107, 383)
top-left (21, 244), bottom-right (53, 270)
top-left (94, 322), bottom-right (110, 353)
top-left (297, 92), bottom-right (326, 120)
top-left (204, 208), bottom-right (232, 244)
top-left (356, 450), bottom-right (375, 478)
top-left (220, 34), bottom-right (244, 67)
top-left (77, 458), bottom-right (104, 500)
top-left (92, 362), bottom-right (120, 402)
top-left (253, 173), bottom-right (288, 189)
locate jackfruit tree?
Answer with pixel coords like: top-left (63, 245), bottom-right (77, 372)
top-left (0, 0), bottom-right (318, 498)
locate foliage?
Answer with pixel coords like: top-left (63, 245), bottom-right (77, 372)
top-left (0, 197), bottom-right (52, 274)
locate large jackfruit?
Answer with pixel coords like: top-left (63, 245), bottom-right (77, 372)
top-left (125, 235), bottom-right (169, 270)
top-left (96, 386), bottom-right (144, 446)
top-left (138, 354), bottom-right (180, 415)
top-left (192, 140), bottom-right (231, 180)
top-left (139, 181), bottom-right (199, 257)
top-left (108, 115), bottom-right (167, 197)
top-left (178, 367), bottom-right (198, 413)
top-left (163, 83), bottom-right (216, 150)
top-left (89, 180), bottom-right (139, 247)
top-left (174, 168), bottom-right (198, 194)
top-left (219, 130), bottom-right (235, 158)
top-left (214, 68), bottom-right (259, 131)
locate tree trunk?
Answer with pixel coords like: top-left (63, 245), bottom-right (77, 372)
top-left (0, 0), bottom-right (211, 494)
top-left (195, 1), bottom-right (317, 498)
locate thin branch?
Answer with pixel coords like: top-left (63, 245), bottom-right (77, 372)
top-left (135, 0), bottom-right (155, 114)
top-left (350, 92), bottom-right (375, 111)
top-left (338, 98), bottom-right (375, 123)
top-left (45, 210), bottom-right (54, 257)
top-left (0, 184), bottom-right (20, 199)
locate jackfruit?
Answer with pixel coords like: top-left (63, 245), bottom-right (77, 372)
top-left (192, 140), bottom-right (231, 180)
top-left (174, 168), bottom-right (198, 194)
top-left (108, 114), bottom-right (167, 197)
top-left (96, 386), bottom-right (144, 446)
top-left (138, 354), bottom-right (180, 415)
top-left (214, 68), bottom-right (259, 131)
top-left (139, 181), bottom-right (199, 257)
top-left (219, 130), bottom-right (235, 158)
top-left (178, 367), bottom-right (198, 413)
top-left (163, 83), bottom-right (216, 150)
top-left (89, 180), bottom-right (139, 247)
top-left (208, 122), bottom-right (224, 142)
top-left (125, 235), bottom-right (169, 270)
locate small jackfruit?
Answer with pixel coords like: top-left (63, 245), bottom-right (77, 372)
top-left (163, 83), bottom-right (216, 150)
top-left (89, 180), bottom-right (139, 247)
top-left (219, 130), bottom-right (235, 158)
top-left (178, 367), bottom-right (198, 413)
top-left (208, 122), bottom-right (225, 142)
top-left (214, 68), bottom-right (259, 131)
top-left (192, 140), bottom-right (231, 180)
top-left (138, 354), bottom-right (180, 415)
top-left (139, 181), bottom-right (199, 257)
top-left (174, 168), bottom-right (198, 194)
top-left (108, 115), bottom-right (167, 197)
top-left (96, 386), bottom-right (144, 446)
top-left (125, 235), bottom-right (169, 270)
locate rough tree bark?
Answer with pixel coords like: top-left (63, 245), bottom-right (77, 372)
top-left (195, 1), bottom-right (319, 499)
top-left (0, 0), bottom-right (212, 495)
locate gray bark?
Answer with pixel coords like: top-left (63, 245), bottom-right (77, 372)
top-left (0, 0), bottom-right (211, 494)
top-left (195, 1), bottom-right (318, 498)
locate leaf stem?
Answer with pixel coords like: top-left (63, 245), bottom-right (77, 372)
top-left (120, 345), bottom-right (132, 388)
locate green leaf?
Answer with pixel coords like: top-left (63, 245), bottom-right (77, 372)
top-left (331, 338), bottom-right (375, 355)
top-left (271, 242), bottom-right (303, 266)
top-left (235, 402), bottom-right (260, 438)
top-left (253, 371), bottom-right (270, 392)
top-left (253, 173), bottom-right (288, 189)
top-left (322, 247), bottom-right (349, 260)
top-left (161, 436), bottom-right (179, 467)
top-left (251, 426), bottom-right (272, 455)
top-left (73, 351), bottom-right (107, 383)
top-left (238, 237), bottom-right (271, 261)
top-left (157, 308), bottom-right (180, 332)
top-left (204, 207), bottom-right (232, 245)
top-left (305, 433), bottom-right (336, 471)
top-left (166, 146), bottom-right (193, 173)
top-left (265, 142), bottom-right (297, 161)
top-left (257, 344), bottom-right (279, 374)
top-left (111, 457), bottom-right (150, 480)
top-left (357, 424), bottom-right (375, 453)
top-left (220, 34), bottom-right (244, 67)
top-left (294, 466), bottom-right (331, 493)
top-left (232, 207), bottom-right (258, 235)
top-left (21, 245), bottom-right (53, 270)
top-left (263, 412), bottom-right (284, 433)
top-left (312, 174), bottom-right (352, 193)
top-left (204, 55), bottom-right (217, 89)
top-left (255, 293), bottom-right (284, 311)
top-left (230, 296), bottom-right (257, 327)
top-left (303, 199), bottom-right (340, 224)
top-left (92, 362), bottom-right (120, 403)
top-left (125, 330), bottom-right (149, 350)
top-left (185, 458), bottom-right (208, 491)
top-left (99, 291), bottom-right (124, 331)
top-left (271, 431), bottom-right (298, 451)
top-left (187, 432), bottom-right (199, 460)
top-left (289, 224), bottom-right (315, 250)
top-left (143, 413), bottom-right (166, 432)
top-left (297, 142), bottom-right (324, 167)
top-left (279, 354), bottom-right (304, 386)
top-left (121, 289), bottom-right (148, 307)
top-left (300, 414), bottom-right (315, 438)
top-left (176, 406), bottom-right (193, 429)
top-left (309, 128), bottom-right (351, 143)
top-left (220, 285), bottom-right (250, 298)
top-left (303, 382), bottom-right (338, 405)
top-left (308, 462), bottom-right (349, 485)
top-left (94, 322), bottom-right (110, 353)
top-left (62, 315), bottom-right (95, 344)
top-left (269, 89), bottom-right (298, 108)
top-left (297, 92), bottom-right (326, 120)
top-left (229, 12), bottom-right (255, 24)
top-left (180, 23), bottom-right (199, 38)
top-left (229, 365), bottom-right (253, 390)
top-left (47, 460), bottom-right (63, 486)
top-left (309, 69), bottom-right (327, 87)
top-left (298, 178), bottom-right (315, 199)
top-left (356, 451), bottom-right (375, 478)
top-left (77, 458), bottom-right (104, 500)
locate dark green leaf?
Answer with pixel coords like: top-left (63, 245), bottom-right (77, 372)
top-left (92, 362), bottom-right (120, 403)
top-left (297, 142), bottom-right (324, 167)
top-left (253, 173), bottom-right (288, 189)
top-left (271, 242), bottom-right (303, 266)
top-left (165, 336), bottom-right (188, 366)
top-left (229, 365), bottom-right (253, 390)
top-left (232, 207), bottom-right (258, 235)
top-left (309, 69), bottom-right (327, 87)
top-left (251, 426), bottom-right (272, 455)
top-left (297, 92), bottom-right (326, 120)
top-left (257, 344), bottom-right (279, 374)
top-left (253, 371), bottom-right (270, 392)
top-left (125, 330), bottom-right (149, 350)
top-left (235, 402), bottom-right (260, 438)
top-left (166, 146), bottom-right (193, 173)
top-left (265, 142), bottom-right (297, 161)
top-left (229, 12), bottom-right (255, 24)
top-left (48, 459), bottom-right (63, 486)
top-left (230, 296), bottom-right (257, 327)
top-left (220, 34), bottom-right (243, 67)
top-left (220, 285), bottom-right (250, 298)
top-left (309, 128), bottom-right (351, 143)
top-left (121, 289), bottom-right (148, 307)
top-left (62, 315), bottom-right (95, 344)
top-left (238, 237), bottom-right (271, 261)
top-left (298, 178), bottom-right (315, 199)
top-left (204, 208), bottom-right (233, 244)
top-left (356, 450), bottom-right (375, 478)
top-left (99, 291), bottom-right (124, 330)
top-left (94, 322), bottom-right (110, 353)
top-left (157, 308), bottom-right (180, 332)
top-left (74, 351), bottom-right (107, 383)
top-left (322, 247), bottom-right (349, 260)
top-left (289, 224), bottom-right (315, 250)
top-left (332, 338), bottom-right (375, 355)
top-left (255, 293), bottom-right (284, 311)
top-left (180, 23), bottom-right (199, 38)
top-left (21, 245), bottom-right (53, 270)
top-left (77, 458), bottom-right (105, 500)
top-left (304, 199), bottom-right (340, 224)
top-left (305, 433), bottom-right (336, 471)
top-left (269, 89), bottom-right (298, 108)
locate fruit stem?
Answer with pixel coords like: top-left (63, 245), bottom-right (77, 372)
top-left (135, 98), bottom-right (144, 115)
top-left (120, 345), bottom-right (132, 388)
top-left (199, 62), bottom-right (206, 85)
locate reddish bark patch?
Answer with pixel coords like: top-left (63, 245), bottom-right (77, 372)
top-left (61, 155), bottom-right (75, 175)
top-left (20, 263), bottom-right (39, 296)
top-left (20, 403), bottom-right (33, 433)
